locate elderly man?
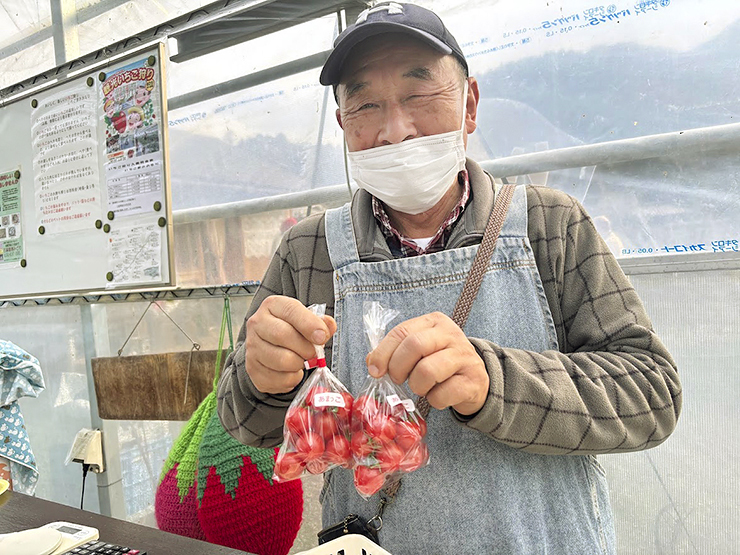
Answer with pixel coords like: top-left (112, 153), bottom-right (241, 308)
top-left (217, 3), bottom-right (682, 553)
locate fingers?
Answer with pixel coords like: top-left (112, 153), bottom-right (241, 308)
top-left (405, 348), bottom-right (487, 410)
top-left (365, 311), bottom-right (488, 414)
top-left (404, 348), bottom-right (459, 397)
top-left (321, 314), bottom-right (338, 340)
top-left (245, 296), bottom-right (337, 394)
top-left (250, 336), bottom-right (306, 375)
top-left (366, 312), bottom-right (451, 383)
top-left (251, 311), bottom-right (315, 361)
top-left (263, 296), bottom-right (332, 346)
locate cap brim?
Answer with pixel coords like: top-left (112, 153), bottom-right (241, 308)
top-left (319, 22), bottom-right (453, 86)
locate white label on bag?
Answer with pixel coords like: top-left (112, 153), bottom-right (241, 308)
top-left (386, 394), bottom-right (402, 407)
top-left (313, 392), bottom-right (345, 408)
top-left (386, 394), bottom-right (415, 411)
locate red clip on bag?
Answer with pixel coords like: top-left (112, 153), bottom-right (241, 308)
top-left (274, 304), bottom-right (354, 481)
top-left (351, 301), bottom-right (430, 498)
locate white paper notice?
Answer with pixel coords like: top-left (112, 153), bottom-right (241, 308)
top-left (31, 83), bottom-right (103, 235)
top-left (107, 222), bottom-right (162, 287)
top-left (105, 153), bottom-right (163, 216)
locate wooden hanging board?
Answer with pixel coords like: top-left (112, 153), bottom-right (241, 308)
top-left (91, 350), bottom-right (220, 420)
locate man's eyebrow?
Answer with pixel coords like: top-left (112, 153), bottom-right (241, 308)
top-left (403, 66), bottom-right (433, 81)
top-left (342, 66), bottom-right (432, 100)
top-left (343, 81), bottom-right (368, 100)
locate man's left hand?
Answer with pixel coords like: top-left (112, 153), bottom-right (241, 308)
top-left (366, 312), bottom-right (489, 416)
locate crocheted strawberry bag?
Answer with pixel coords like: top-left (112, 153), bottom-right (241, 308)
top-left (155, 297), bottom-right (303, 554)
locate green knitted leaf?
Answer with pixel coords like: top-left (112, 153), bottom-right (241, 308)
top-left (248, 444), bottom-right (278, 483)
top-left (159, 391), bottom-right (217, 501)
top-left (197, 411), bottom-right (278, 501)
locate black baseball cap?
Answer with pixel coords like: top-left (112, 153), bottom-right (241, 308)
top-left (319, 2), bottom-right (468, 86)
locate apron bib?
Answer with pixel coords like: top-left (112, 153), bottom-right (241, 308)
top-left (322, 185), bottom-right (614, 554)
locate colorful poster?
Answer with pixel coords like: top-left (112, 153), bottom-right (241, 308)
top-left (101, 58), bottom-right (164, 219)
top-left (0, 170), bottom-right (24, 265)
top-left (101, 59), bottom-right (161, 164)
top-left (31, 83), bottom-right (103, 235)
top-left (106, 222), bottom-right (162, 287)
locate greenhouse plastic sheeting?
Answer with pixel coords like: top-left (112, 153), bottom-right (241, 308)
top-left (163, 0), bottom-right (739, 261)
top-left (605, 270), bottom-right (740, 554)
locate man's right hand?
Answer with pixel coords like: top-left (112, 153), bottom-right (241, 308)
top-left (245, 295), bottom-right (337, 394)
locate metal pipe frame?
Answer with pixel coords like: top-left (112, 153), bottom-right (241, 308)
top-left (168, 49), bottom-right (331, 111)
top-left (172, 121), bottom-right (740, 220)
top-left (0, 0), bottom-right (131, 64)
top-left (0, 0), bottom-right (262, 66)
top-left (478, 122), bottom-right (740, 178)
top-left (174, 184), bottom-right (355, 225)
top-left (169, 120), bottom-right (740, 275)
top-left (49, 0), bottom-right (81, 67)
top-left (0, 282), bottom-right (259, 308)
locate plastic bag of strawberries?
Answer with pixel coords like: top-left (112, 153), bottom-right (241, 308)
top-left (273, 304), bottom-right (354, 481)
top-left (351, 301), bottom-right (430, 498)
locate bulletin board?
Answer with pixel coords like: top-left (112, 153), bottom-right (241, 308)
top-left (0, 43), bottom-right (174, 299)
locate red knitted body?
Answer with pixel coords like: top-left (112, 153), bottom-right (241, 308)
top-left (198, 452), bottom-right (304, 555)
top-left (154, 464), bottom-right (206, 540)
top-left (197, 410), bottom-right (304, 555)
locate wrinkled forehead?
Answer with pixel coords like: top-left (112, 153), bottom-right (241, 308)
top-left (338, 33), bottom-right (454, 85)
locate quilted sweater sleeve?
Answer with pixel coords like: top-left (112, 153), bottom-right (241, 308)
top-left (455, 186), bottom-right (682, 454)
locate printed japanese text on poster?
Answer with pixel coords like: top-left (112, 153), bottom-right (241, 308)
top-left (0, 170), bottom-right (24, 266)
top-left (101, 58), bottom-right (164, 218)
top-left (106, 154), bottom-right (163, 216)
top-left (31, 84), bottom-right (103, 235)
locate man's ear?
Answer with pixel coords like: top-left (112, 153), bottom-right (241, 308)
top-left (465, 77), bottom-right (480, 135)
top-left (336, 108), bottom-right (344, 130)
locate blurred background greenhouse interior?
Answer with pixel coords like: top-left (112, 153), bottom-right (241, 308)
top-left (0, 0), bottom-right (738, 553)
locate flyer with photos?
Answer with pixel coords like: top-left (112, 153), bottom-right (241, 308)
top-left (0, 170), bottom-right (24, 265)
top-left (101, 58), bottom-right (161, 162)
top-left (101, 57), bottom-right (165, 219)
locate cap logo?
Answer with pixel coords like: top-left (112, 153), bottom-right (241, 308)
top-left (356, 2), bottom-right (404, 24)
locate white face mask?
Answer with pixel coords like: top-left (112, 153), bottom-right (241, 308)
top-left (347, 82), bottom-right (468, 215)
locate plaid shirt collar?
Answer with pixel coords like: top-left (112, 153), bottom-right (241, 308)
top-left (372, 170), bottom-right (470, 257)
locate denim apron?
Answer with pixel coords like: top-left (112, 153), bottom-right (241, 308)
top-left (322, 185), bottom-right (615, 554)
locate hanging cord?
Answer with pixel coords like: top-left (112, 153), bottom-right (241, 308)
top-left (182, 342), bottom-right (199, 408)
top-left (117, 301), bottom-right (201, 357)
top-left (212, 295), bottom-right (234, 390)
top-left (115, 301), bottom-right (202, 407)
top-left (160, 300), bottom-right (203, 406)
top-left (117, 302), bottom-right (153, 356)
top-left (225, 295), bottom-right (234, 354)
top-left (152, 301), bottom-right (201, 348)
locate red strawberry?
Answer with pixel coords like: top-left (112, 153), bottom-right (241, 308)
top-left (111, 111), bottom-right (127, 134)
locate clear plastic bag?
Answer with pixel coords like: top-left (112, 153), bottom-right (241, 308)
top-left (274, 304), bottom-right (354, 481)
top-left (351, 302), bottom-right (430, 498)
